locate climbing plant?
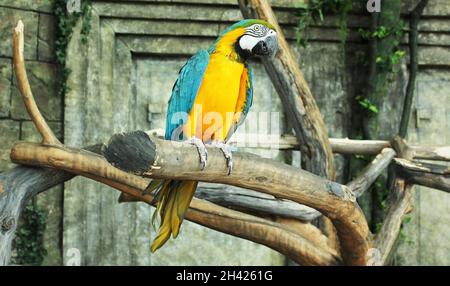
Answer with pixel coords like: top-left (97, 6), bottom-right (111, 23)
top-left (296, 0), bottom-right (352, 46)
top-left (54, 0), bottom-right (92, 98)
top-left (12, 202), bottom-right (47, 265)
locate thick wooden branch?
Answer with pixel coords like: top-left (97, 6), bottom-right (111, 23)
top-left (8, 141), bottom-right (340, 266)
top-left (394, 158), bottom-right (450, 193)
top-left (375, 180), bottom-right (413, 265)
top-left (194, 184), bottom-right (321, 221)
top-left (0, 167), bottom-right (73, 265)
top-left (392, 136), bottom-right (450, 162)
top-left (101, 131), bottom-right (372, 265)
top-left (238, 0), bottom-right (335, 179)
top-left (347, 148), bottom-right (397, 197)
top-left (120, 183), bottom-right (322, 222)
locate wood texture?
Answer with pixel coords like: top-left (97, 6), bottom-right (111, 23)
top-left (9, 141), bottom-right (341, 266)
top-left (101, 131), bottom-right (372, 265)
top-left (394, 158), bottom-right (450, 193)
top-left (375, 180), bottom-right (413, 265)
top-left (0, 167), bottom-right (73, 265)
top-left (348, 148), bottom-right (397, 197)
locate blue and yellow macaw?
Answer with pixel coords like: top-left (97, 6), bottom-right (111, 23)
top-left (149, 19), bottom-right (278, 252)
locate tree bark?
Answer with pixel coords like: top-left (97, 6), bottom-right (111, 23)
top-left (8, 140), bottom-right (342, 266)
top-left (0, 167), bottom-right (73, 265)
top-left (348, 148), bottom-right (397, 197)
top-left (100, 131), bottom-right (371, 265)
top-left (394, 158), bottom-right (450, 193)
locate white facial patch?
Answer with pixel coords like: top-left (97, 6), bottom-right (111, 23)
top-left (239, 28), bottom-right (277, 51)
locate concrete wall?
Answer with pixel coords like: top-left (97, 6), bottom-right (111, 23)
top-left (0, 0), bottom-right (448, 265)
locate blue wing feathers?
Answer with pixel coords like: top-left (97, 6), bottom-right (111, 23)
top-left (165, 50), bottom-right (210, 140)
top-left (243, 65), bottom-right (253, 117)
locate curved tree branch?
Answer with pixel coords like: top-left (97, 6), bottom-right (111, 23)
top-left (9, 141), bottom-right (340, 266)
top-left (100, 131), bottom-right (372, 265)
top-left (12, 20), bottom-right (60, 146)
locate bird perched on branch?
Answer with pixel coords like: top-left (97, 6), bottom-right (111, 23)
top-left (148, 19), bottom-right (278, 252)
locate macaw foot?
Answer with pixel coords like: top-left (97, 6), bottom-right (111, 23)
top-left (186, 137), bottom-right (208, 170)
top-left (210, 141), bottom-right (236, 175)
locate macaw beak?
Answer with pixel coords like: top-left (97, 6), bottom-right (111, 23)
top-left (252, 34), bottom-right (278, 58)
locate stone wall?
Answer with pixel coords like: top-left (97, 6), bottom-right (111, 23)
top-left (0, 0), bottom-right (449, 265)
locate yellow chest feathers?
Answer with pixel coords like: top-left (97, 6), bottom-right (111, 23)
top-left (185, 53), bottom-right (246, 141)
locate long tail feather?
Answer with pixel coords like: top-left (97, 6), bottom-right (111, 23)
top-left (150, 180), bottom-right (198, 252)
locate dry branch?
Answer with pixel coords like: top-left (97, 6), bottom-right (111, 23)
top-left (9, 141), bottom-right (340, 266)
top-left (392, 136), bottom-right (450, 162)
top-left (348, 148), bottom-right (397, 197)
top-left (194, 184), bottom-right (321, 221)
top-left (12, 21), bottom-right (60, 146)
top-left (394, 158), bottom-right (450, 193)
top-left (375, 180), bottom-right (413, 265)
top-left (101, 131), bottom-right (372, 265)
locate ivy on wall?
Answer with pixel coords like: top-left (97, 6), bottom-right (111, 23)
top-left (13, 203), bottom-right (47, 265)
top-left (296, 0), bottom-right (353, 46)
top-left (54, 0), bottom-right (92, 98)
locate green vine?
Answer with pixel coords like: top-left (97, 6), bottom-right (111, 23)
top-left (13, 203), bottom-right (48, 265)
top-left (54, 0), bottom-right (92, 98)
top-left (296, 0), bottom-right (352, 47)
top-left (356, 22), bottom-right (406, 116)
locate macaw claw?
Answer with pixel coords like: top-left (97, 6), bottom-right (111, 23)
top-left (211, 142), bottom-right (235, 175)
top-left (187, 137), bottom-right (208, 170)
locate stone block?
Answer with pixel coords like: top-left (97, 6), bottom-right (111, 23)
top-left (0, 58), bottom-right (11, 117)
top-left (38, 13), bottom-right (56, 62)
top-left (0, 120), bottom-right (19, 171)
top-left (0, 7), bottom-right (38, 60)
top-left (11, 61), bottom-right (60, 121)
top-left (0, 0), bottom-right (53, 13)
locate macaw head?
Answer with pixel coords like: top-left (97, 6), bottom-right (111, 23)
top-left (211, 19), bottom-right (279, 61)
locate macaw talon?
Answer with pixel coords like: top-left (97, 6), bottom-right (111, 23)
top-left (211, 141), bottom-right (234, 175)
top-left (186, 137), bottom-right (208, 170)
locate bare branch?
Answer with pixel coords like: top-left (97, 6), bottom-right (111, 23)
top-left (9, 141), bottom-right (341, 266)
top-left (12, 21), bottom-right (60, 146)
top-left (392, 136), bottom-right (450, 162)
top-left (330, 138), bottom-right (391, 155)
top-left (195, 184), bottom-right (322, 221)
top-left (101, 131), bottom-right (372, 265)
top-left (394, 158), bottom-right (450, 193)
top-left (347, 148), bottom-right (397, 197)
top-left (375, 180), bottom-right (413, 265)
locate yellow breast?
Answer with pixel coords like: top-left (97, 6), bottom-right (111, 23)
top-left (184, 53), bottom-right (245, 142)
